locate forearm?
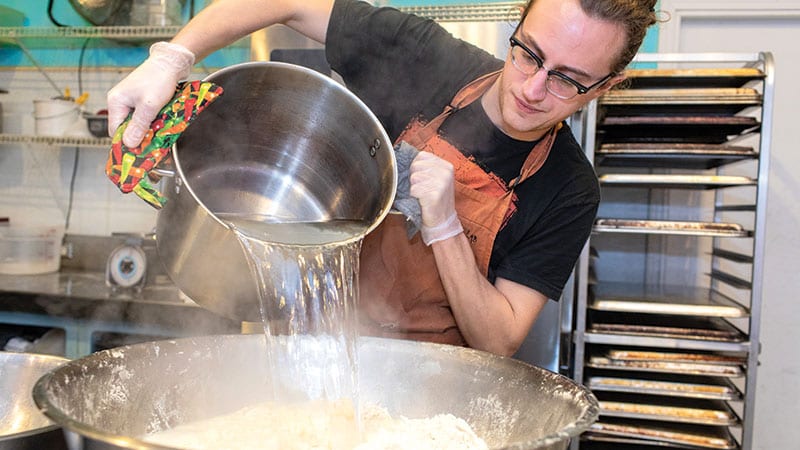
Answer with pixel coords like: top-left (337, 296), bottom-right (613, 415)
top-left (408, 151), bottom-right (545, 355)
top-left (171, 0), bottom-right (334, 60)
top-left (431, 234), bottom-right (529, 356)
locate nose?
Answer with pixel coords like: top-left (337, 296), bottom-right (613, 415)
top-left (521, 69), bottom-right (548, 102)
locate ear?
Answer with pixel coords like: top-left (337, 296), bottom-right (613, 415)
top-left (590, 73), bottom-right (627, 100)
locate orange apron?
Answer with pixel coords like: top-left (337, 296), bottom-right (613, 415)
top-left (359, 70), bottom-right (560, 346)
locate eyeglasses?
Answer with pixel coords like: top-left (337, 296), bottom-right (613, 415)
top-left (509, 36), bottom-right (615, 100)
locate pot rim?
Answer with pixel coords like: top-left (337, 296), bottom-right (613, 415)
top-left (170, 60), bottom-right (398, 247)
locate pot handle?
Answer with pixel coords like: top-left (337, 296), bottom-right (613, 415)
top-left (151, 167), bottom-right (175, 178)
top-left (150, 154), bottom-right (176, 178)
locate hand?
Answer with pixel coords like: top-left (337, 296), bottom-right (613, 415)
top-left (409, 151), bottom-right (463, 245)
top-left (106, 42), bottom-right (195, 148)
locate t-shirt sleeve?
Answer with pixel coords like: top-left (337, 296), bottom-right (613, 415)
top-left (493, 177), bottom-right (599, 301)
top-left (490, 137), bottom-right (600, 300)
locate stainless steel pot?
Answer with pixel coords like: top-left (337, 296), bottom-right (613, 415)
top-left (68, 0), bottom-right (186, 26)
top-left (68, 0), bottom-right (128, 26)
top-left (155, 62), bottom-right (397, 322)
top-left (1, 351), bottom-right (70, 450)
top-left (34, 335), bottom-right (598, 450)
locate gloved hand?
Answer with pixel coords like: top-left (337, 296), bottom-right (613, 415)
top-left (409, 151), bottom-right (464, 245)
top-left (107, 41), bottom-right (195, 148)
top-left (105, 81), bottom-right (224, 209)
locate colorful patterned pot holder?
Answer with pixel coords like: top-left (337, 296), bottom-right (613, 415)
top-left (105, 80), bottom-right (224, 209)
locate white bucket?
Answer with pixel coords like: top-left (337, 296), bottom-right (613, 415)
top-left (33, 99), bottom-right (80, 136)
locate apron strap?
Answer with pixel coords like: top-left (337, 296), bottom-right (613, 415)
top-left (509, 122), bottom-right (562, 189)
top-left (408, 68), bottom-right (557, 191)
top-left (406, 70), bottom-right (502, 147)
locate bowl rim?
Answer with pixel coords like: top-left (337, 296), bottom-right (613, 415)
top-left (33, 334), bottom-right (599, 450)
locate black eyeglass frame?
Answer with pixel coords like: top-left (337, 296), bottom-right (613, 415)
top-left (508, 36), bottom-right (615, 99)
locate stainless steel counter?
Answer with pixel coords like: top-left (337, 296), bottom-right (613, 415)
top-left (0, 270), bottom-right (181, 304)
top-left (0, 270), bottom-right (240, 358)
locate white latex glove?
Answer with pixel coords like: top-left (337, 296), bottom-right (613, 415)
top-left (409, 151), bottom-right (463, 245)
top-left (106, 42), bottom-right (195, 148)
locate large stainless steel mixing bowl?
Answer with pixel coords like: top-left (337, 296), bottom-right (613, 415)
top-left (34, 335), bottom-right (598, 449)
top-left (155, 62), bottom-right (397, 322)
top-left (1, 351), bottom-right (70, 449)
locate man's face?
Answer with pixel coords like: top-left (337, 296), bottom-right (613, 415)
top-left (483, 0), bottom-right (626, 141)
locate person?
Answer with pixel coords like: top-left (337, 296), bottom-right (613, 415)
top-left (107, 0), bottom-right (658, 356)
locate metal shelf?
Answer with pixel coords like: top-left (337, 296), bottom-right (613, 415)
top-left (0, 133), bottom-right (110, 148)
top-left (397, 2), bottom-right (521, 22)
top-left (0, 1), bottom-right (522, 44)
top-left (0, 25), bottom-right (248, 49)
top-left (0, 25), bottom-right (181, 41)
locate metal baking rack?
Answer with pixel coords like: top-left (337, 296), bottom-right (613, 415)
top-left (571, 53), bottom-right (773, 450)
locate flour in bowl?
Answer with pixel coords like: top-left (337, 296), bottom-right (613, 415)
top-left (142, 400), bottom-right (488, 450)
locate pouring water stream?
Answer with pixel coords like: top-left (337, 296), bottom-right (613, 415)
top-left (223, 213), bottom-right (369, 437)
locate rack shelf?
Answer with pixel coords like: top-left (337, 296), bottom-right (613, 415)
top-left (0, 25), bottom-right (250, 50)
top-left (0, 25), bottom-right (181, 41)
top-left (0, 133), bottom-right (110, 148)
top-left (0, 1), bottom-right (522, 44)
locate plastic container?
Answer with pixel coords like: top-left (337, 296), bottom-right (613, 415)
top-left (83, 112), bottom-right (109, 138)
top-left (130, 0), bottom-right (184, 26)
top-left (33, 99), bottom-right (80, 136)
top-left (0, 226), bottom-right (65, 275)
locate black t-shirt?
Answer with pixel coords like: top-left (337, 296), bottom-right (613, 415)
top-left (326, 0), bottom-right (599, 300)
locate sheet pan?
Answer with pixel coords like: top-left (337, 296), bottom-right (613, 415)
top-left (589, 419), bottom-right (738, 449)
top-left (625, 67), bottom-right (764, 89)
top-left (595, 143), bottom-right (757, 170)
top-left (582, 432), bottom-right (703, 448)
top-left (598, 115), bottom-right (759, 144)
top-left (587, 376), bottom-right (742, 401)
top-left (598, 174), bottom-right (756, 189)
top-left (593, 219), bottom-right (750, 237)
top-left (587, 357), bottom-right (744, 377)
top-left (589, 282), bottom-right (749, 318)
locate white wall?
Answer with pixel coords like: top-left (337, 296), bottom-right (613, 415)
top-left (659, 2), bottom-right (800, 448)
